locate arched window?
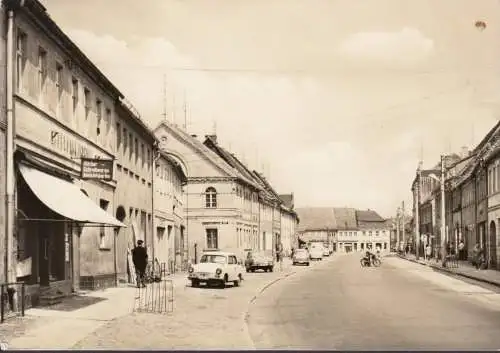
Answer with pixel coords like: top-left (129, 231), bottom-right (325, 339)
top-left (205, 187), bottom-right (217, 208)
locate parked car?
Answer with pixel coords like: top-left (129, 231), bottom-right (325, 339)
top-left (322, 243), bottom-right (330, 257)
top-left (245, 250), bottom-right (274, 272)
top-left (309, 243), bottom-right (324, 260)
top-left (292, 248), bottom-right (310, 266)
top-left (188, 251), bottom-right (244, 288)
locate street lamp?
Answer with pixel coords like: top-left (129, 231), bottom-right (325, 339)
top-left (415, 165), bottom-right (421, 260)
top-left (428, 155), bottom-right (446, 267)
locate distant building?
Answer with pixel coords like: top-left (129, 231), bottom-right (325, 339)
top-left (279, 193), bottom-right (299, 255)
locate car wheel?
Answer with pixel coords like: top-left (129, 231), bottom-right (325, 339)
top-left (270, 266), bottom-right (274, 272)
top-left (306, 262), bottom-right (310, 266)
top-left (246, 268), bottom-right (250, 273)
top-left (191, 279), bottom-right (199, 288)
top-left (292, 262), bottom-right (296, 266)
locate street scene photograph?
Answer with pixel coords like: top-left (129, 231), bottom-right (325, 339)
top-left (0, 0), bottom-right (500, 351)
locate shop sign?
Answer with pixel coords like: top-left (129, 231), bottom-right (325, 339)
top-left (80, 158), bottom-right (114, 181)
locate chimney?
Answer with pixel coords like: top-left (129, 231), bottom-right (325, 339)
top-left (460, 146), bottom-right (469, 158)
top-left (205, 134), bottom-right (217, 143)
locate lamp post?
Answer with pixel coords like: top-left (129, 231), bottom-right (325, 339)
top-left (415, 165), bottom-right (421, 260)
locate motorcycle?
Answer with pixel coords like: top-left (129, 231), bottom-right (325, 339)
top-left (360, 255), bottom-right (381, 267)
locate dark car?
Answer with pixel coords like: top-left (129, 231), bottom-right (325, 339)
top-left (245, 250), bottom-right (274, 272)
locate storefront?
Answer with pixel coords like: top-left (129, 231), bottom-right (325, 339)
top-left (15, 152), bottom-right (125, 305)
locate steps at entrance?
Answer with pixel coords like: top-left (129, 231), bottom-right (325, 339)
top-left (38, 286), bottom-right (66, 306)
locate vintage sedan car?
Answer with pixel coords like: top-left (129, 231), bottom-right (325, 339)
top-left (245, 250), bottom-right (274, 272)
top-left (309, 243), bottom-right (324, 261)
top-left (188, 251), bottom-right (244, 288)
top-left (292, 248), bottom-right (310, 266)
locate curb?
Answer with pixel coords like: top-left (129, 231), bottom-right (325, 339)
top-left (397, 255), bottom-right (500, 288)
top-left (242, 269), bottom-right (297, 350)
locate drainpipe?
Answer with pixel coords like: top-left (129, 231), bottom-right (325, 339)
top-left (151, 144), bottom-right (160, 268)
top-left (6, 6), bottom-right (16, 285)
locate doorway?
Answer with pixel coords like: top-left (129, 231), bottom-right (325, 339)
top-left (490, 221), bottom-right (497, 269)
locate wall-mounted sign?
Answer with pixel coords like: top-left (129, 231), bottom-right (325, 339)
top-left (81, 158), bottom-right (114, 181)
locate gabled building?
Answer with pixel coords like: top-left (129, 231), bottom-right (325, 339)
top-left (153, 122), bottom-right (262, 263)
top-left (279, 193), bottom-right (299, 256)
top-left (295, 207), bottom-right (337, 249)
top-left (355, 209), bottom-right (391, 252)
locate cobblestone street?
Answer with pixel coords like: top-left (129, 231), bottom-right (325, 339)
top-left (72, 258), bottom-right (307, 349)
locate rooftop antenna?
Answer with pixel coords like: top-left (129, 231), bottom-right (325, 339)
top-left (162, 73), bottom-right (168, 122)
top-left (183, 89), bottom-right (188, 131)
top-left (172, 91), bottom-right (177, 126)
top-left (212, 119), bottom-right (217, 135)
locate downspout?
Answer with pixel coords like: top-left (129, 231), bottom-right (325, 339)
top-left (257, 195), bottom-right (261, 250)
top-left (6, 6), bottom-right (16, 284)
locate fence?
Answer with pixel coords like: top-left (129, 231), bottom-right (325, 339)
top-left (133, 279), bottom-right (174, 314)
top-left (1, 282), bottom-right (26, 323)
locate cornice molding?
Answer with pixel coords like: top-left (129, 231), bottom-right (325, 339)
top-left (187, 176), bottom-right (236, 184)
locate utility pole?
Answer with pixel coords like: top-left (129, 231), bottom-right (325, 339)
top-left (401, 201), bottom-right (405, 246)
top-left (415, 165), bottom-right (421, 260)
top-left (182, 90), bottom-right (187, 130)
top-left (440, 154), bottom-right (447, 267)
top-left (396, 207), bottom-right (400, 248)
top-left (162, 73), bottom-right (168, 122)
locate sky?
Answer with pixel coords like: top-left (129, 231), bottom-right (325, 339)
top-left (40, 0), bottom-right (500, 218)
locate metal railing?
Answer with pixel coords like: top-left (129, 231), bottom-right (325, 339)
top-left (133, 278), bottom-right (174, 314)
top-left (1, 282), bottom-right (25, 323)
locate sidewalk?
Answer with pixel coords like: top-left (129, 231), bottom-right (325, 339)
top-left (399, 254), bottom-right (500, 287)
top-left (2, 260), bottom-right (302, 350)
top-left (3, 273), bottom-right (189, 349)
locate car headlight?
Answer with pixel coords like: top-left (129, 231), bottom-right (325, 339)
top-left (215, 268), bottom-right (222, 275)
top-left (188, 267), bottom-right (194, 273)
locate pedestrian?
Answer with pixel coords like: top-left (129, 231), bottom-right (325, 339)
top-left (458, 239), bottom-right (465, 260)
top-left (276, 242), bottom-right (284, 271)
top-left (132, 240), bottom-right (148, 288)
top-left (425, 244), bottom-right (432, 261)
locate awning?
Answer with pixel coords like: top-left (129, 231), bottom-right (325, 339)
top-left (19, 164), bottom-right (126, 227)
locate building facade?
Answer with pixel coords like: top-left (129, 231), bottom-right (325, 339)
top-left (153, 148), bottom-right (187, 274)
top-left (153, 122), bottom-right (263, 263)
top-left (278, 193), bottom-right (299, 255)
top-left (8, 0), bottom-right (124, 303)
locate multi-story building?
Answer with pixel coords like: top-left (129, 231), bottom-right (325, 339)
top-left (7, 0), bottom-right (125, 302)
top-left (355, 210), bottom-right (391, 252)
top-left (153, 147), bottom-right (187, 274)
top-left (295, 207), bottom-right (337, 250)
top-left (278, 193), bottom-right (299, 255)
top-left (112, 100), bottom-right (157, 286)
top-left (153, 122), bottom-right (263, 263)
top-left (335, 208), bottom-right (359, 253)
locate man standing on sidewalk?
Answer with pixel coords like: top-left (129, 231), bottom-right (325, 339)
top-left (276, 242), bottom-right (284, 271)
top-left (132, 240), bottom-right (148, 288)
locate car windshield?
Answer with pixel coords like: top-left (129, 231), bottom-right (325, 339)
top-left (200, 254), bottom-right (227, 264)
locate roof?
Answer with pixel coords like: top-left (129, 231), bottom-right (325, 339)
top-left (154, 121), bottom-right (244, 180)
top-left (295, 208), bottom-right (336, 231)
top-left (355, 209), bottom-right (385, 222)
top-left (202, 136), bottom-right (263, 191)
top-left (279, 194), bottom-right (294, 209)
top-left (159, 150), bottom-right (188, 184)
top-left (357, 221), bottom-right (391, 230)
top-left (332, 207), bottom-right (357, 230)
top-left (252, 171), bottom-right (282, 202)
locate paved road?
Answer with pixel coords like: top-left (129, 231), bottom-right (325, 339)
top-left (246, 253), bottom-right (500, 350)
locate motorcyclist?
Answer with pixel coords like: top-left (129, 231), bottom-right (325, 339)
top-left (363, 250), bottom-right (376, 266)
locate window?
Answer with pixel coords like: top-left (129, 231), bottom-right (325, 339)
top-left (141, 143), bottom-right (145, 168)
top-left (99, 199), bottom-right (110, 249)
top-left (37, 47), bottom-right (47, 97)
top-left (206, 228), bottom-right (218, 249)
top-left (147, 149), bottom-right (151, 171)
top-left (376, 231), bottom-right (379, 236)
top-left (55, 63), bottom-right (64, 115)
top-left (116, 123), bottom-right (121, 149)
top-left (133, 138), bottom-right (138, 163)
top-left (129, 133), bottom-right (133, 159)
top-left (71, 78), bottom-right (78, 116)
top-left (96, 99), bottom-right (102, 135)
top-left (369, 231), bottom-right (372, 236)
top-left (123, 127), bottom-right (128, 153)
top-left (84, 88), bottom-right (91, 120)
top-left (205, 187), bottom-right (217, 208)
top-left (105, 108), bottom-right (111, 136)
top-left (16, 30), bottom-right (27, 92)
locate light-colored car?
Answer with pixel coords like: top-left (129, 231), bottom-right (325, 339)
top-left (321, 243), bottom-right (330, 257)
top-left (292, 248), bottom-right (310, 266)
top-left (309, 243), bottom-right (324, 260)
top-left (188, 251), bottom-right (244, 288)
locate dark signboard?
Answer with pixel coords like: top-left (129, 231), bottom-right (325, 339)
top-left (80, 158), bottom-right (114, 181)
